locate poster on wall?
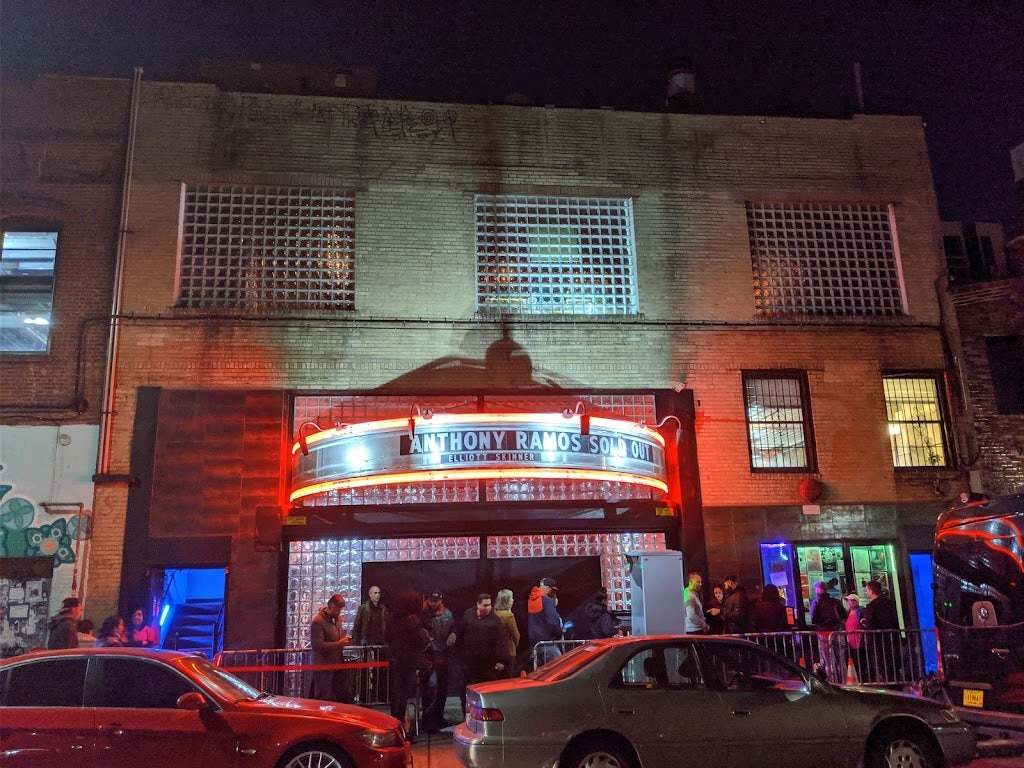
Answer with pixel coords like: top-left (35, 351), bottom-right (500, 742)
top-left (0, 556), bottom-right (54, 657)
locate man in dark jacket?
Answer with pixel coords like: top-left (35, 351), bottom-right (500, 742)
top-left (722, 577), bottom-right (752, 634)
top-left (447, 593), bottom-right (510, 715)
top-left (386, 591), bottom-right (431, 727)
top-left (566, 590), bottom-right (617, 640)
top-left (861, 580), bottom-right (902, 681)
top-left (420, 589), bottom-right (455, 731)
top-left (47, 597), bottom-right (82, 649)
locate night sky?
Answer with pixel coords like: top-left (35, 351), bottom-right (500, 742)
top-left (3, 1), bottom-right (1022, 235)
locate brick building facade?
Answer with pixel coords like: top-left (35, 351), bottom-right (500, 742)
top-left (4, 72), bottom-right (972, 653)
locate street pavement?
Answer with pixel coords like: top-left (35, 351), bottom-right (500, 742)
top-left (407, 729), bottom-right (1024, 768)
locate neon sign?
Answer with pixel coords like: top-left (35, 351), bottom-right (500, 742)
top-left (290, 412), bottom-right (669, 503)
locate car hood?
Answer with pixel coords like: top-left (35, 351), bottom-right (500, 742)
top-left (237, 695), bottom-right (402, 729)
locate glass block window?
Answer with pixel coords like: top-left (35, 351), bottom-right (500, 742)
top-left (883, 375), bottom-right (950, 467)
top-left (285, 531), bottom-right (667, 653)
top-left (747, 202), bottom-right (906, 317)
top-left (475, 195), bottom-right (638, 315)
top-left (0, 230), bottom-right (58, 353)
top-left (743, 372), bottom-right (816, 471)
top-left (178, 185), bottom-right (355, 310)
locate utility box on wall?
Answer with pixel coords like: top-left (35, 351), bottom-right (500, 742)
top-left (627, 550), bottom-right (685, 635)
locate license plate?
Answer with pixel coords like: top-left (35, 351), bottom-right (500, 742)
top-left (962, 688), bottom-right (984, 708)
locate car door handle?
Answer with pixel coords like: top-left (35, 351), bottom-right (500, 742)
top-left (613, 708), bottom-right (635, 715)
top-left (98, 725), bottom-right (125, 736)
top-left (731, 710), bottom-right (750, 716)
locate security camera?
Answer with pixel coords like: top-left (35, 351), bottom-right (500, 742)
top-left (673, 381), bottom-right (687, 393)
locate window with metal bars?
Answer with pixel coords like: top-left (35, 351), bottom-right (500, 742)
top-left (882, 375), bottom-right (950, 467)
top-left (177, 185), bottom-right (355, 310)
top-left (742, 371), bottom-right (816, 471)
top-left (746, 202), bottom-right (906, 317)
top-left (475, 195), bottom-right (638, 315)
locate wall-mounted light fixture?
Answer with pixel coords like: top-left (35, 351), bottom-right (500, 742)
top-left (296, 421), bottom-right (323, 457)
top-left (562, 400), bottom-right (590, 435)
top-left (407, 403), bottom-right (433, 439)
top-left (655, 414), bottom-right (682, 441)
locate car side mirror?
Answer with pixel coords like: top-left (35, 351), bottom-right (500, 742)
top-left (177, 691), bottom-right (208, 710)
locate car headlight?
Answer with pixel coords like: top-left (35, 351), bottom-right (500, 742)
top-left (357, 728), bottom-right (402, 749)
top-left (939, 707), bottom-right (961, 724)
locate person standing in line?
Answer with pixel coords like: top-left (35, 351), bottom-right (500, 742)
top-left (527, 577), bottom-right (563, 665)
top-left (722, 576), bottom-right (753, 634)
top-left (447, 593), bottom-right (509, 715)
top-left (567, 589), bottom-right (618, 640)
top-left (683, 572), bottom-right (709, 634)
top-left (704, 583), bottom-right (725, 635)
top-left (126, 607), bottom-right (159, 647)
top-left (386, 591), bottom-right (431, 730)
top-left (861, 580), bottom-right (901, 682)
top-left (309, 593), bottom-right (353, 702)
top-left (844, 593), bottom-right (865, 679)
top-left (76, 618), bottom-right (99, 647)
top-left (98, 615), bottom-right (128, 646)
top-left (493, 589), bottom-right (521, 677)
top-left (352, 585), bottom-right (390, 647)
top-left (352, 585), bottom-right (390, 703)
top-left (47, 597), bottom-right (82, 649)
top-left (420, 589), bottom-right (455, 732)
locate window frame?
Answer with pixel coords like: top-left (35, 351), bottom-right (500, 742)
top-left (0, 227), bottom-right (60, 354)
top-left (742, 370), bottom-right (817, 473)
top-left (882, 372), bottom-right (954, 469)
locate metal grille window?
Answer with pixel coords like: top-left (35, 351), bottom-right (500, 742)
top-left (883, 375), bottom-right (950, 467)
top-left (743, 372), bottom-right (816, 471)
top-left (178, 185), bottom-right (355, 310)
top-left (0, 230), bottom-right (58, 353)
top-left (747, 202), bottom-right (906, 317)
top-left (475, 195), bottom-right (638, 315)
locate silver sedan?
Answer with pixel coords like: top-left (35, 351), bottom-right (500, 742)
top-left (454, 635), bottom-right (976, 768)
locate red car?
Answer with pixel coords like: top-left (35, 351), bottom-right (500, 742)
top-left (0, 647), bottom-right (411, 768)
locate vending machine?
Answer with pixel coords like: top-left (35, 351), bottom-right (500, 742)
top-left (627, 550), bottom-right (685, 635)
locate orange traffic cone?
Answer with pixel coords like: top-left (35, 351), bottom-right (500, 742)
top-left (846, 657), bottom-right (859, 685)
top-left (797, 656), bottom-right (805, 668)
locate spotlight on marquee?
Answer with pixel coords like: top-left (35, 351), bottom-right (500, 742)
top-left (563, 400), bottom-right (590, 436)
top-left (296, 421), bottom-right (324, 457)
top-left (407, 403), bottom-right (433, 439)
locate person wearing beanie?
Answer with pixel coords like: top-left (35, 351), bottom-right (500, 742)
top-left (47, 597), bottom-right (82, 649)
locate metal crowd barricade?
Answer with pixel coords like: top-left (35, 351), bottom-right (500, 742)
top-left (532, 639), bottom-right (587, 669)
top-left (731, 628), bottom-right (936, 688)
top-left (214, 644), bottom-right (391, 705)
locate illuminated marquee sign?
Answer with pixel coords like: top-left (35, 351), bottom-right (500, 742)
top-left (290, 412), bottom-right (668, 503)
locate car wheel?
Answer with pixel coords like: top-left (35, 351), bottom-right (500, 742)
top-left (563, 738), bottom-right (636, 768)
top-left (868, 729), bottom-right (939, 768)
top-left (277, 743), bottom-right (354, 768)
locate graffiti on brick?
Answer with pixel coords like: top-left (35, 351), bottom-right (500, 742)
top-left (142, 87), bottom-right (459, 143)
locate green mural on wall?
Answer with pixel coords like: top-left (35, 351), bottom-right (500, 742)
top-left (0, 468), bottom-right (89, 565)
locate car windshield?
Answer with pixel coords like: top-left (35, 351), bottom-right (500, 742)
top-left (527, 642), bottom-right (614, 681)
top-left (181, 655), bottom-right (264, 701)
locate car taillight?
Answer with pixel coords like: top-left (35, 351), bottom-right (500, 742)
top-left (469, 704), bottom-right (504, 721)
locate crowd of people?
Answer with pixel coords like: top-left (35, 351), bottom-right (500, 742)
top-left (686, 571), bottom-right (903, 681)
top-left (46, 598), bottom-right (161, 651)
top-left (307, 578), bottom-right (622, 732)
